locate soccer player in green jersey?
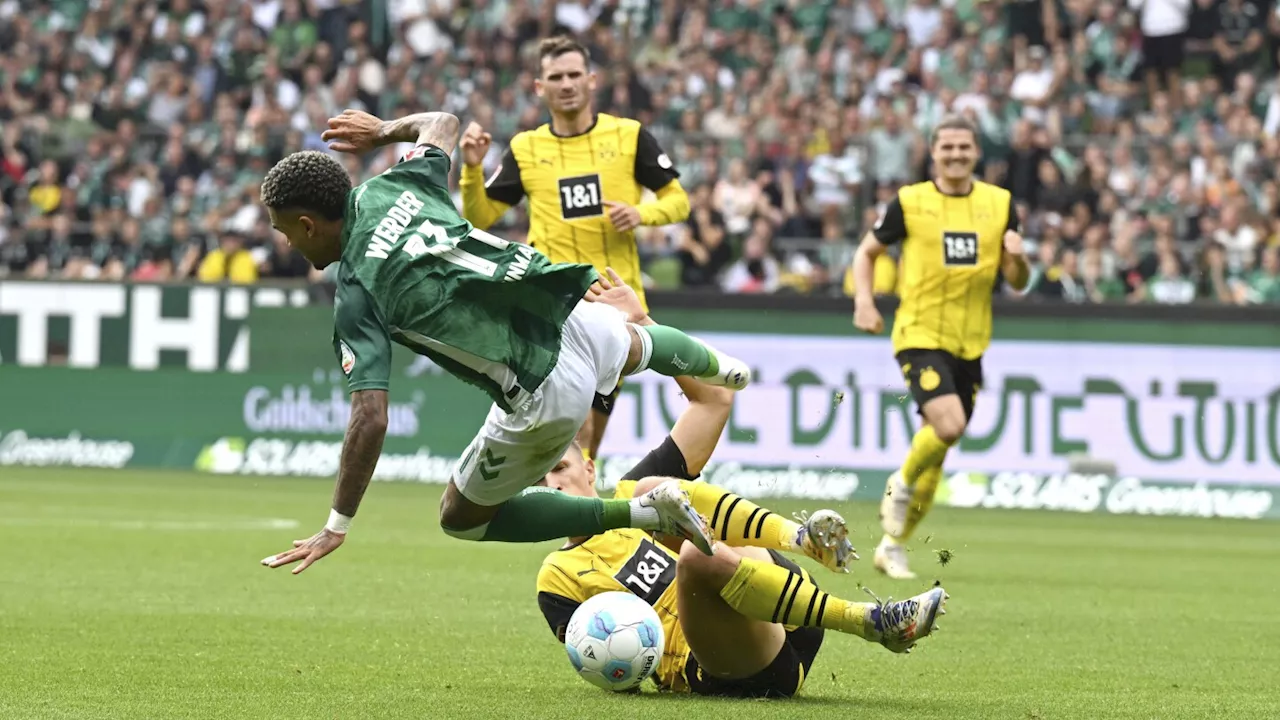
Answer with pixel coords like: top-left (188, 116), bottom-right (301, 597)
top-left (259, 110), bottom-right (751, 574)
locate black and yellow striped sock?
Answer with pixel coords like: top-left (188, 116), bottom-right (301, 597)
top-left (681, 481), bottom-right (801, 552)
top-left (719, 557), bottom-right (872, 640)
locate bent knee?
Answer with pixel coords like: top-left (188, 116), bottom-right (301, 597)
top-left (631, 475), bottom-right (683, 497)
top-left (931, 418), bottom-right (966, 445)
top-left (923, 403), bottom-right (968, 445)
top-left (439, 482), bottom-right (497, 538)
top-left (677, 541), bottom-right (741, 588)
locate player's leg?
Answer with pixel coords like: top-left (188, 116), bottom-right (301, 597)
top-left (676, 544), bottom-right (788, 684)
top-left (626, 475), bottom-right (856, 573)
top-left (680, 541), bottom-right (947, 660)
top-left (877, 352), bottom-right (972, 578)
top-left (622, 323), bottom-right (751, 390)
top-left (438, 318), bottom-right (713, 551)
top-left (576, 383), bottom-right (620, 461)
top-left (678, 546), bottom-right (827, 698)
top-left (439, 431), bottom-right (711, 549)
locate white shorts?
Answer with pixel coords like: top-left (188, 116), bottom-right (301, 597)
top-left (453, 301), bottom-right (632, 506)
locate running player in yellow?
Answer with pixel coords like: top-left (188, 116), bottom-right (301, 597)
top-left (535, 271), bottom-right (948, 697)
top-left (852, 115), bottom-right (1031, 579)
top-left (459, 35), bottom-right (690, 461)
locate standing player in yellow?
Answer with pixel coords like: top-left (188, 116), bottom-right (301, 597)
top-left (459, 35), bottom-right (690, 461)
top-left (852, 115), bottom-right (1031, 580)
top-left (536, 271), bottom-right (947, 698)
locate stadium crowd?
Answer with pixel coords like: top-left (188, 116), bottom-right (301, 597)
top-left (1, 0), bottom-right (1280, 305)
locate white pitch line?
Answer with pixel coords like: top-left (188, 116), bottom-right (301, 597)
top-left (0, 517), bottom-right (301, 531)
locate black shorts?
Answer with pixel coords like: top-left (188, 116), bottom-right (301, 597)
top-left (1142, 32), bottom-right (1185, 73)
top-left (591, 380), bottom-right (623, 416)
top-left (896, 348), bottom-right (984, 422)
top-left (683, 551), bottom-right (825, 699)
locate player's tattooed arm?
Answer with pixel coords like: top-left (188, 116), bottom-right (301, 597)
top-left (376, 112), bottom-right (462, 156)
top-left (323, 110), bottom-right (461, 157)
top-left (331, 390), bottom-right (390, 517)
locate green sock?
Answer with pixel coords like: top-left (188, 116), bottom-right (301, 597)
top-left (635, 324), bottom-right (719, 378)
top-left (477, 487), bottom-right (636, 543)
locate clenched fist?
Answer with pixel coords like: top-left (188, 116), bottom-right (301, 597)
top-left (853, 300), bottom-right (884, 335)
top-left (460, 122), bottom-right (492, 167)
top-left (1003, 229), bottom-right (1024, 256)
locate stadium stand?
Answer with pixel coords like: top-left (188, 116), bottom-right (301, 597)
top-left (1, 0), bottom-right (1279, 305)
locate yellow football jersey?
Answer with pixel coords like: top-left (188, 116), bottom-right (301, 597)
top-left (873, 180), bottom-right (1017, 360)
top-left (460, 113), bottom-right (687, 310)
top-left (536, 525), bottom-right (692, 691)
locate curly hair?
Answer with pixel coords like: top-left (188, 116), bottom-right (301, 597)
top-left (260, 151), bottom-right (351, 221)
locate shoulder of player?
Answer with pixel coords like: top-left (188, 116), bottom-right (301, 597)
top-left (536, 551), bottom-right (582, 590)
top-left (971, 180), bottom-right (1014, 217)
top-left (539, 530), bottom-right (624, 565)
top-left (971, 180), bottom-right (1010, 201)
top-left (332, 266), bottom-right (383, 314)
top-left (898, 180), bottom-right (937, 202)
top-left (596, 113), bottom-right (636, 133)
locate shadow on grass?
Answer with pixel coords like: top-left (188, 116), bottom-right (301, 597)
top-left (617, 689), bottom-right (948, 711)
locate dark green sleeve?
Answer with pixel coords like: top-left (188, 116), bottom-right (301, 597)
top-left (387, 144), bottom-right (453, 190)
top-left (333, 279), bottom-right (392, 392)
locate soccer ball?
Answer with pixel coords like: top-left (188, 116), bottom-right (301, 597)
top-left (564, 592), bottom-right (665, 692)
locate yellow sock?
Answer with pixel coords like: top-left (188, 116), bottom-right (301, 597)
top-left (719, 557), bottom-right (873, 640)
top-left (897, 465), bottom-right (942, 542)
top-left (681, 481), bottom-right (801, 551)
top-left (902, 425), bottom-right (952, 487)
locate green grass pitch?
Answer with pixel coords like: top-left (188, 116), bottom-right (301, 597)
top-left (1, 468), bottom-right (1277, 720)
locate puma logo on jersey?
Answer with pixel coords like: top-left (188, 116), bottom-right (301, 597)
top-left (366, 191), bottom-right (426, 259)
top-left (503, 244), bottom-right (538, 282)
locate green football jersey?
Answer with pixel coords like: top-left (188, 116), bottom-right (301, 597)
top-left (332, 145), bottom-right (598, 411)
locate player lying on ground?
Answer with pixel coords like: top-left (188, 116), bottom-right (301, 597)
top-left (257, 109), bottom-right (752, 574)
top-left (536, 273), bottom-right (948, 697)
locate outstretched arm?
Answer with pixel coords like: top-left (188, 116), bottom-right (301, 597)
top-left (262, 390), bottom-right (388, 574)
top-left (331, 389), bottom-right (390, 517)
top-left (375, 112), bottom-right (461, 156)
top-left (322, 109), bottom-right (461, 157)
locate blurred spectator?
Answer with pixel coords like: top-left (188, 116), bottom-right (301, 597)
top-left (677, 184), bottom-right (731, 290)
top-left (1145, 250), bottom-right (1198, 304)
top-left (0, 0), bottom-right (1276, 308)
top-left (197, 230), bottom-right (259, 284)
top-left (721, 219), bottom-right (780, 294)
top-left (1240, 245), bottom-right (1280, 304)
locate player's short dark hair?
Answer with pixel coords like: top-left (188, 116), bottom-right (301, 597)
top-left (930, 115), bottom-right (979, 146)
top-left (537, 35), bottom-right (591, 72)
top-left (260, 151), bottom-right (351, 221)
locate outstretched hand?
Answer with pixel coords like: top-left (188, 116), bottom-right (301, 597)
top-left (586, 267), bottom-right (647, 324)
top-left (261, 528), bottom-right (345, 575)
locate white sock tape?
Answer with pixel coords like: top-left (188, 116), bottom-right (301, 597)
top-left (325, 509), bottom-right (352, 534)
top-left (629, 323), bottom-right (653, 374)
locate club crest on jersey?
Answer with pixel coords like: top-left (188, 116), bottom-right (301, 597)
top-left (339, 341), bottom-right (355, 376)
